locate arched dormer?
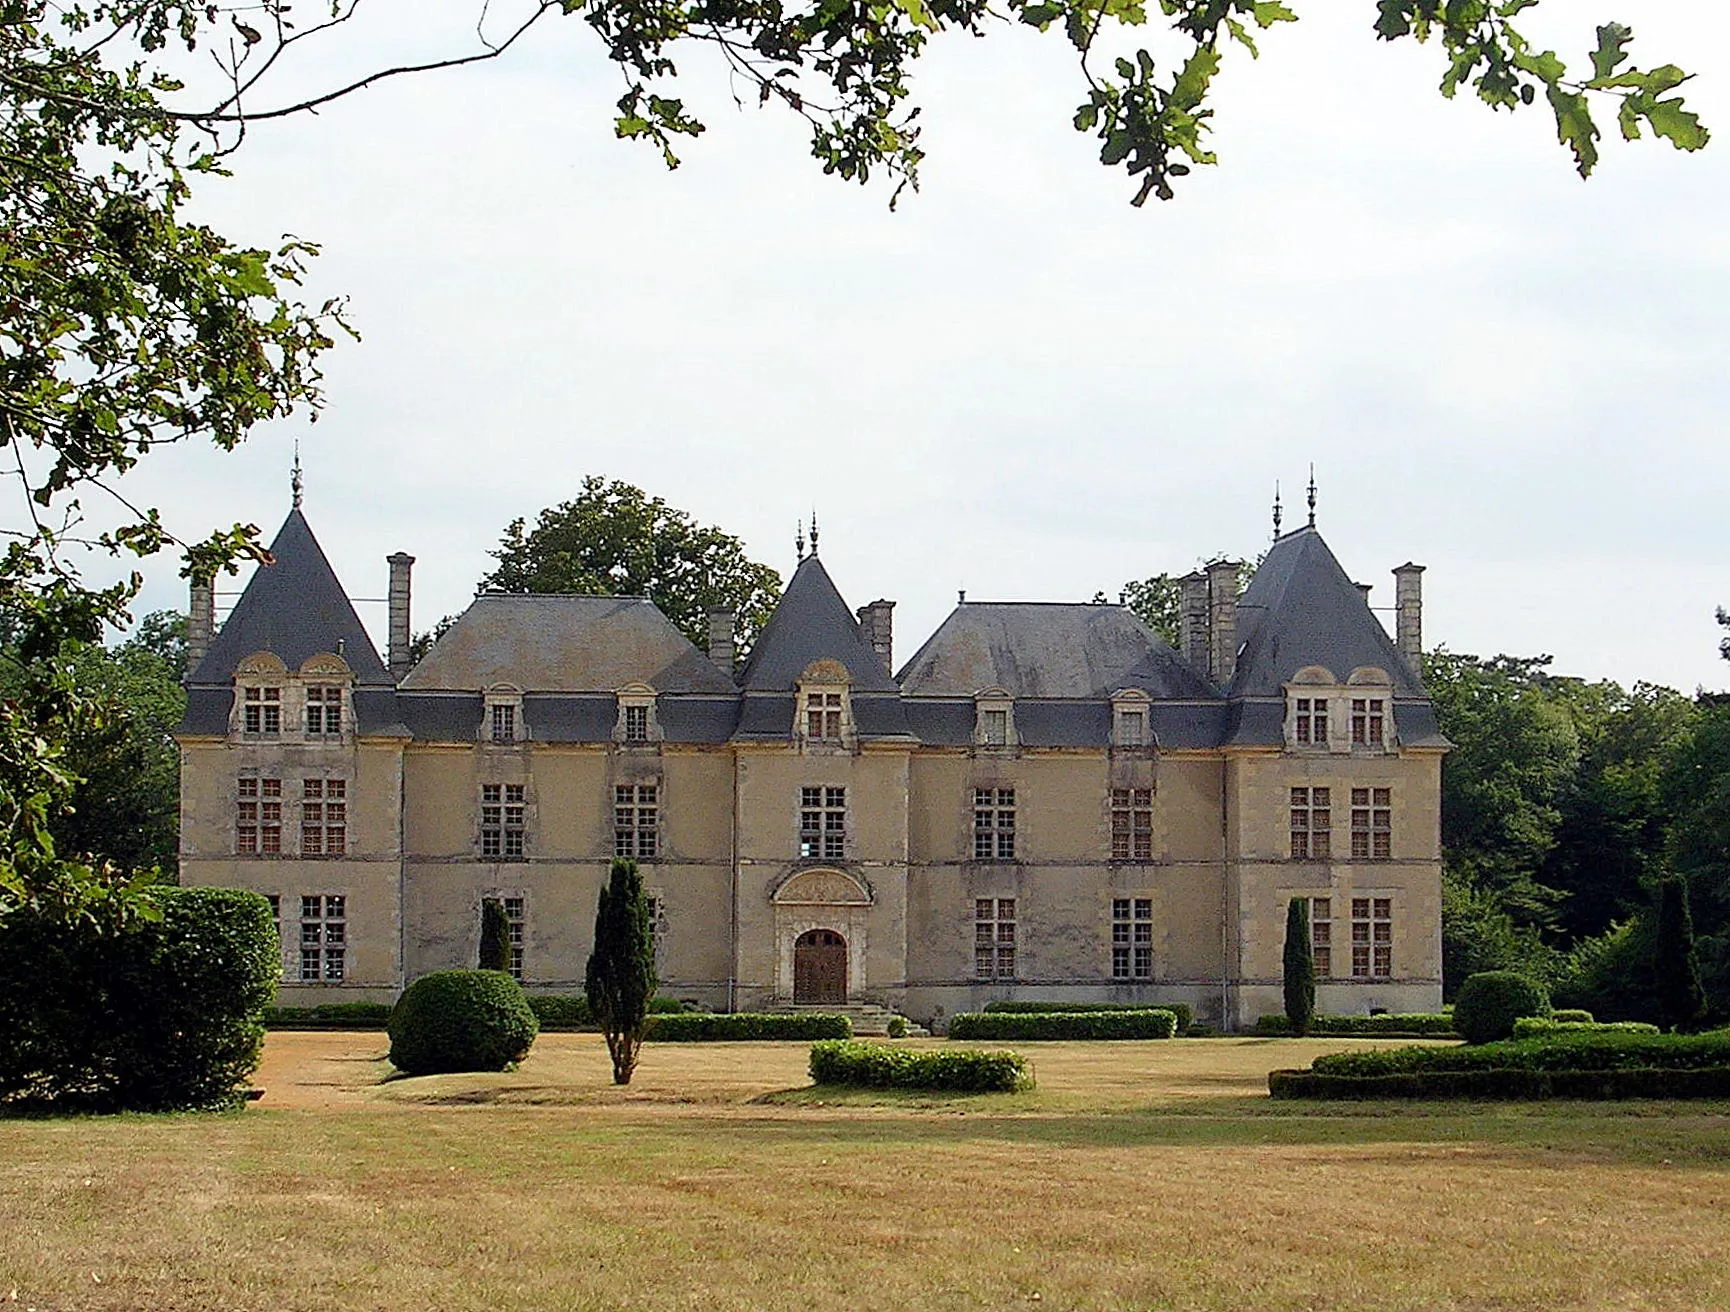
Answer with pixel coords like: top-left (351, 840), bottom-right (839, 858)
top-left (299, 653), bottom-right (353, 740)
top-left (1284, 666), bottom-right (1338, 752)
top-left (1110, 688), bottom-right (1152, 749)
top-left (233, 652), bottom-right (288, 737)
top-left (797, 659), bottom-right (854, 750)
top-left (482, 683), bottom-right (526, 744)
top-left (614, 681), bottom-right (660, 744)
top-left (973, 686), bottom-right (1015, 749)
top-left (1346, 667), bottom-right (1395, 750)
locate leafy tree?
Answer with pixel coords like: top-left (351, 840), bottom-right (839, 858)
top-left (585, 858), bottom-right (657, 1086)
top-left (1652, 876), bottom-right (1706, 1033)
top-left (1661, 695), bottom-right (1730, 1016)
top-left (1110, 563), bottom-right (1255, 647)
top-left (478, 898), bottom-right (511, 972)
top-left (481, 478), bottom-right (783, 654)
top-left (1441, 868), bottom-right (1558, 999)
top-left (1282, 897), bottom-right (1315, 1035)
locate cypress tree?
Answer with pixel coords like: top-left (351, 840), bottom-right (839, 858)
top-left (478, 898), bottom-right (511, 972)
top-left (1653, 876), bottom-right (1706, 1033)
top-left (585, 858), bottom-right (658, 1085)
top-left (1283, 897), bottom-right (1316, 1036)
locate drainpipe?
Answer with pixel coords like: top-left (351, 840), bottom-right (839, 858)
top-left (728, 751), bottom-right (740, 1014)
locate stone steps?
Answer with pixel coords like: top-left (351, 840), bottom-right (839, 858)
top-left (767, 1001), bottom-right (928, 1037)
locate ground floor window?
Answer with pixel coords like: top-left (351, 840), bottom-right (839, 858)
top-left (502, 895), bottom-right (525, 980)
top-left (299, 894), bottom-right (346, 982)
top-left (1309, 896), bottom-right (1332, 978)
top-left (974, 898), bottom-right (1016, 979)
top-left (1111, 897), bottom-right (1152, 979)
top-left (1351, 897), bottom-right (1392, 978)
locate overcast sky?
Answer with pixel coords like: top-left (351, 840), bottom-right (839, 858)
top-left (88, 1), bottom-right (1730, 692)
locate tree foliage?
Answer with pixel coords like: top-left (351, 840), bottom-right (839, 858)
top-left (1652, 876), bottom-right (1706, 1033)
top-left (585, 858), bottom-right (657, 1085)
top-left (1282, 897), bottom-right (1315, 1036)
top-left (478, 898), bottom-right (511, 972)
top-left (481, 477), bottom-right (783, 655)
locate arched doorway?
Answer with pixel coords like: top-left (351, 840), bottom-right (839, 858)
top-left (793, 928), bottom-right (848, 1005)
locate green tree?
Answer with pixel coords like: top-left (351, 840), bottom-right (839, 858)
top-left (1652, 876), bottom-right (1706, 1033)
top-left (1661, 695), bottom-right (1730, 1016)
top-left (585, 858), bottom-right (657, 1086)
top-left (1282, 898), bottom-right (1315, 1035)
top-left (481, 477), bottom-right (783, 655)
top-left (478, 898), bottom-right (512, 973)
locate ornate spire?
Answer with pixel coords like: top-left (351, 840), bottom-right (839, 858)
top-left (291, 439), bottom-right (303, 509)
top-left (1272, 481), bottom-right (1283, 540)
top-left (809, 510), bottom-right (820, 556)
top-left (1306, 463), bottom-right (1317, 529)
top-left (795, 520), bottom-right (805, 562)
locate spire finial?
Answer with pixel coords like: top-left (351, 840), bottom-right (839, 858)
top-left (1272, 481), bottom-right (1283, 540)
top-left (795, 520), bottom-right (805, 562)
top-left (291, 440), bottom-right (303, 509)
top-left (809, 510), bottom-right (819, 556)
top-left (1306, 463), bottom-right (1317, 529)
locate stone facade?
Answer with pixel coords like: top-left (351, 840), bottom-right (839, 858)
top-left (176, 501), bottom-right (1448, 1030)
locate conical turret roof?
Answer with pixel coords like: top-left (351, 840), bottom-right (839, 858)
top-left (739, 554), bottom-right (899, 693)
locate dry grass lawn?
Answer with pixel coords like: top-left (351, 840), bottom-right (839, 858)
top-left (2, 1032), bottom-right (1727, 1312)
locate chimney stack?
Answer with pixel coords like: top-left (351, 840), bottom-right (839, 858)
top-left (1393, 563), bottom-right (1425, 672)
top-left (1180, 571), bottom-right (1210, 675)
top-left (1356, 582), bottom-right (1373, 605)
top-left (707, 608), bottom-right (736, 675)
top-left (186, 575), bottom-right (214, 679)
top-left (387, 553), bottom-right (415, 679)
top-left (1206, 559), bottom-right (1240, 687)
top-left (856, 599), bottom-right (895, 673)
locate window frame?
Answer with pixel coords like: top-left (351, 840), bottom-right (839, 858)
top-left (1110, 787), bottom-right (1154, 861)
top-left (1351, 896), bottom-right (1393, 979)
top-left (1111, 897), bottom-right (1153, 980)
top-left (614, 781), bottom-right (660, 859)
top-left (1289, 786), bottom-right (1331, 861)
top-left (974, 897), bottom-right (1017, 980)
top-left (972, 786), bottom-right (1017, 861)
top-left (1350, 787), bottom-right (1393, 860)
top-left (798, 785), bottom-right (847, 860)
top-left (298, 893), bottom-right (346, 983)
top-left (480, 782), bottom-right (527, 860)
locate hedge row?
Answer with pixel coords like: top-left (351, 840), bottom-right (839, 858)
top-left (647, 1012), bottom-right (851, 1041)
top-left (264, 1002), bottom-right (395, 1029)
top-left (948, 1009), bottom-right (1177, 1040)
top-left (983, 1001), bottom-right (1194, 1031)
top-left (809, 1040), bottom-right (1032, 1092)
top-left (1511, 1017), bottom-right (1660, 1039)
top-left (1269, 1066), bottom-right (1730, 1100)
top-left (1253, 1013), bottom-right (1459, 1038)
top-left (1310, 1028), bottom-right (1730, 1079)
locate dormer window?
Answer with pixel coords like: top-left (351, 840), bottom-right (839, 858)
top-left (244, 686), bottom-right (282, 735)
top-left (1111, 689), bottom-right (1152, 749)
top-left (305, 685), bottom-right (342, 736)
top-left (1286, 667), bottom-right (1340, 752)
top-left (974, 689), bottom-right (1014, 749)
top-left (484, 685), bottom-right (525, 744)
top-left (1351, 698), bottom-right (1385, 747)
top-left (806, 691), bottom-right (842, 739)
top-left (625, 705), bottom-right (649, 741)
top-left (982, 708), bottom-right (1008, 746)
top-left (796, 660), bottom-right (854, 749)
top-left (1294, 698), bottom-right (1328, 746)
top-left (615, 684), bottom-right (659, 745)
top-left (492, 704), bottom-right (516, 741)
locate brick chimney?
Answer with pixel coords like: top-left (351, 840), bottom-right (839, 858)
top-left (856, 599), bottom-right (895, 673)
top-left (1206, 560), bottom-right (1240, 687)
top-left (1179, 571), bottom-right (1210, 674)
top-left (1393, 563), bottom-right (1425, 672)
top-left (387, 552), bottom-right (415, 679)
top-left (186, 575), bottom-right (214, 679)
top-left (707, 608), bottom-right (736, 674)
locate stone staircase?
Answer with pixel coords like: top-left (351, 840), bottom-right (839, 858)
top-left (767, 1001), bottom-right (928, 1037)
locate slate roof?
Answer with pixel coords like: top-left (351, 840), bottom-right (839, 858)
top-left (189, 508), bottom-right (391, 687)
top-left (1230, 527), bottom-right (1427, 700)
top-left (897, 602), bottom-right (1217, 699)
top-left (400, 594), bottom-right (735, 694)
top-left (739, 555), bottom-right (900, 694)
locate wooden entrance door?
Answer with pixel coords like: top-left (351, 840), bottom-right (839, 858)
top-left (793, 929), bottom-right (848, 1004)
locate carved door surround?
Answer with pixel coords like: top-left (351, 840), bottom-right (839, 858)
top-left (771, 866), bottom-right (872, 1003)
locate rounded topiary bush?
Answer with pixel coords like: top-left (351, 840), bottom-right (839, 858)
top-left (387, 970), bottom-right (539, 1075)
top-left (1452, 971), bottom-right (1551, 1045)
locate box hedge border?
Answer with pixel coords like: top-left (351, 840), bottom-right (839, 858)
top-left (982, 1001), bottom-right (1194, 1031)
top-left (1269, 1065), bottom-right (1730, 1100)
top-left (1253, 1013), bottom-right (1458, 1038)
top-left (647, 1012), bottom-right (851, 1041)
top-left (1310, 1028), bottom-right (1730, 1079)
top-left (809, 1040), bottom-right (1032, 1092)
top-left (1511, 1017), bottom-right (1659, 1039)
top-left (948, 1009), bottom-right (1176, 1040)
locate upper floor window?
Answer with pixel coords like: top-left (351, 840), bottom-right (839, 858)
top-left (491, 704), bottom-right (516, 742)
top-left (236, 776), bottom-right (282, 854)
top-left (624, 705), bottom-right (650, 741)
top-left (484, 685), bottom-right (525, 744)
top-left (1351, 698), bottom-right (1385, 747)
top-left (614, 783), bottom-right (659, 858)
top-left (1294, 697), bottom-right (1328, 746)
top-left (481, 783), bottom-right (526, 859)
top-left (799, 786), bottom-right (846, 860)
top-left (301, 779), bottom-right (347, 857)
top-left (1111, 788), bottom-right (1153, 861)
top-left (981, 709), bottom-right (1008, 746)
top-left (1111, 897), bottom-right (1152, 979)
top-left (305, 685), bottom-right (343, 736)
top-left (1350, 788), bottom-right (1392, 859)
top-left (974, 690), bottom-right (1014, 748)
top-left (1117, 709), bottom-right (1146, 746)
top-left (1112, 690), bottom-right (1152, 748)
top-left (244, 686), bottom-right (282, 735)
top-left (805, 691), bottom-right (842, 739)
top-left (972, 787), bottom-right (1016, 860)
top-left (1290, 786), bottom-right (1330, 860)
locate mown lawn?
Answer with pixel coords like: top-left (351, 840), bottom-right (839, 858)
top-left (1, 1033), bottom-right (1727, 1311)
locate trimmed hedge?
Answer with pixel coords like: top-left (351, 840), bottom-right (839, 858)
top-left (265, 1002), bottom-right (394, 1029)
top-left (1453, 971), bottom-right (1550, 1044)
top-left (647, 1012), bottom-right (851, 1041)
top-left (387, 970), bottom-right (539, 1075)
top-left (1270, 1066), bottom-right (1730, 1100)
top-left (521, 994), bottom-right (693, 1030)
top-left (983, 1000), bottom-right (1194, 1032)
top-left (809, 1040), bottom-right (1032, 1092)
top-left (1553, 1008), bottom-right (1595, 1024)
top-left (948, 1009), bottom-right (1177, 1040)
top-left (0, 887), bottom-right (280, 1113)
top-left (1253, 1013), bottom-right (1459, 1038)
top-left (1309, 1029), bottom-right (1730, 1079)
top-left (1511, 1017), bottom-right (1659, 1039)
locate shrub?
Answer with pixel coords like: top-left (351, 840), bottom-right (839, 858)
top-left (387, 970), bottom-right (539, 1075)
top-left (1511, 1017), bottom-right (1659, 1038)
top-left (264, 1002), bottom-right (395, 1029)
top-left (886, 1015), bottom-right (909, 1039)
top-left (1252, 1013), bottom-right (1458, 1038)
top-left (647, 1012), bottom-right (851, 1041)
top-left (982, 1001), bottom-right (1194, 1031)
top-left (0, 887), bottom-right (280, 1113)
top-left (1452, 971), bottom-right (1550, 1044)
top-left (1269, 1065), bottom-right (1730, 1100)
top-left (526, 994), bottom-right (592, 1030)
top-left (809, 1040), bottom-right (1032, 1092)
top-left (947, 1009), bottom-right (1176, 1040)
top-left (1553, 1008), bottom-right (1595, 1024)
top-left (1307, 1028), bottom-right (1730, 1079)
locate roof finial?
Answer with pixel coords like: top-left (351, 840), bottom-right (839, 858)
top-left (1272, 481), bottom-right (1283, 540)
top-left (291, 439), bottom-right (303, 509)
top-left (809, 510), bottom-right (819, 556)
top-left (1306, 463), bottom-right (1317, 529)
top-left (795, 520), bottom-right (805, 562)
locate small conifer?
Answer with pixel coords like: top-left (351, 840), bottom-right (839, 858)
top-left (1654, 876), bottom-right (1707, 1033)
top-left (1283, 898), bottom-right (1316, 1037)
top-left (478, 898), bottom-right (511, 972)
top-left (585, 859), bottom-right (657, 1085)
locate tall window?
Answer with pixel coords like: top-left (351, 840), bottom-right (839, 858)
top-left (266, 894), bottom-right (284, 979)
top-left (1111, 897), bottom-right (1153, 979)
top-left (1110, 788), bottom-right (1153, 860)
top-left (974, 898), bottom-right (1016, 979)
top-left (490, 703), bottom-right (517, 743)
top-left (981, 708), bottom-right (1008, 746)
top-left (614, 783), bottom-right (659, 858)
top-left (502, 895), bottom-right (525, 980)
top-left (1290, 787), bottom-right (1330, 860)
top-left (799, 786), bottom-right (846, 859)
top-left (806, 691), bottom-right (843, 740)
top-left (481, 784), bottom-right (526, 859)
top-left (972, 788), bottom-right (1016, 859)
top-left (1350, 788), bottom-right (1392, 859)
top-left (243, 686), bottom-right (282, 735)
top-left (236, 777), bottom-right (282, 854)
top-left (646, 895), bottom-right (663, 947)
top-left (299, 894), bottom-right (345, 982)
top-left (1116, 709), bottom-right (1147, 747)
top-left (305, 685), bottom-right (342, 736)
top-left (1309, 897), bottom-right (1332, 978)
top-left (300, 779), bottom-right (347, 857)
top-left (1351, 698), bottom-right (1385, 747)
top-left (623, 704), bottom-right (650, 742)
top-left (1352, 897), bottom-right (1392, 978)
top-left (1294, 697), bottom-right (1327, 746)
